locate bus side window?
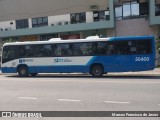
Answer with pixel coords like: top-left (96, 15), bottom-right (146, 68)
top-left (60, 44), bottom-right (72, 56)
top-left (53, 44), bottom-right (62, 56)
top-left (19, 49), bottom-right (25, 57)
top-left (128, 41), bottom-right (137, 54)
top-left (97, 42), bottom-right (106, 55)
top-left (115, 41), bottom-right (130, 54)
top-left (106, 43), bottom-right (114, 55)
top-left (34, 45), bottom-right (45, 57)
top-left (81, 43), bottom-right (93, 56)
top-left (43, 45), bottom-right (52, 57)
top-left (73, 43), bottom-right (83, 56)
top-left (95, 42), bottom-right (114, 55)
top-left (19, 46), bottom-right (27, 58)
top-left (6, 50), bottom-right (15, 59)
top-left (137, 40), bottom-right (151, 54)
top-left (25, 45), bottom-right (34, 57)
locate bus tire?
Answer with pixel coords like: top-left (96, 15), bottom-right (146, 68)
top-left (90, 64), bottom-right (103, 77)
top-left (18, 66), bottom-right (29, 77)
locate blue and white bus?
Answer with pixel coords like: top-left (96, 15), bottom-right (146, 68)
top-left (1, 36), bottom-right (156, 77)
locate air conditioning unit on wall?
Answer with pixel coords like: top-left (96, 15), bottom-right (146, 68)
top-left (90, 5), bottom-right (98, 11)
top-left (51, 24), bottom-right (54, 26)
top-left (64, 21), bottom-right (69, 25)
top-left (57, 22), bottom-right (62, 25)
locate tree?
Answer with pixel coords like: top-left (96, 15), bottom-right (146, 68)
top-left (156, 38), bottom-right (160, 50)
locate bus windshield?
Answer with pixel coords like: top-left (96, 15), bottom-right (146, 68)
top-left (2, 46), bottom-right (19, 63)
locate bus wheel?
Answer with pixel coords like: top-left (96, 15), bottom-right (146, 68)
top-left (18, 66), bottom-right (29, 77)
top-left (91, 64), bottom-right (103, 77)
top-left (30, 73), bottom-right (38, 77)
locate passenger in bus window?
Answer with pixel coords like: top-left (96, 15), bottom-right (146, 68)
top-left (54, 45), bottom-right (61, 56)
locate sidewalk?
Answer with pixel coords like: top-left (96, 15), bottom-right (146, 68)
top-left (108, 68), bottom-right (160, 76)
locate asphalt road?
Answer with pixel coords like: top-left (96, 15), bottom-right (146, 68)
top-left (0, 74), bottom-right (160, 120)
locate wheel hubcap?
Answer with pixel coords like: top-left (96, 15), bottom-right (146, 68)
top-left (94, 68), bottom-right (100, 75)
top-left (21, 69), bottom-right (25, 74)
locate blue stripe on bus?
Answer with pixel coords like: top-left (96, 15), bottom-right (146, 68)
top-left (28, 66), bottom-right (90, 73)
top-left (1, 65), bottom-right (90, 73)
top-left (2, 67), bottom-right (17, 73)
top-left (1, 63), bottom-right (155, 74)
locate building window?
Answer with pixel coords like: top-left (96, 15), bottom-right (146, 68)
top-left (131, 2), bottom-right (139, 18)
top-left (155, 0), bottom-right (160, 16)
top-left (123, 2), bottom-right (131, 19)
top-left (123, 2), bottom-right (139, 19)
top-left (16, 19), bottom-right (29, 29)
top-left (93, 10), bottom-right (110, 22)
top-left (32, 17), bottom-right (48, 27)
top-left (155, 4), bottom-right (160, 16)
top-left (139, 2), bottom-right (149, 17)
top-left (115, 6), bottom-right (122, 20)
top-left (70, 13), bottom-right (86, 24)
top-left (115, 1), bottom-right (141, 20)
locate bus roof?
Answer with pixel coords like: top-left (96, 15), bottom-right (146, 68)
top-left (3, 35), bottom-right (154, 47)
top-left (3, 36), bottom-right (110, 46)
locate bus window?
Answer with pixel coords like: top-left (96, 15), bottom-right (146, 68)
top-left (128, 41), bottom-right (137, 54)
top-left (31, 44), bottom-right (53, 57)
top-left (137, 40), bottom-right (151, 54)
top-left (73, 42), bottom-right (93, 56)
top-left (61, 44), bottom-right (72, 56)
top-left (80, 43), bottom-right (93, 56)
top-left (106, 42), bottom-right (114, 55)
top-left (43, 44), bottom-right (52, 57)
top-left (95, 42), bottom-right (114, 56)
top-left (2, 46), bottom-right (18, 63)
top-left (115, 41), bottom-right (130, 54)
top-left (97, 42), bottom-right (106, 55)
top-left (53, 43), bottom-right (72, 56)
top-left (19, 46), bottom-right (28, 58)
top-left (34, 45), bottom-right (44, 57)
top-left (23, 45), bottom-right (34, 57)
top-left (73, 43), bottom-right (83, 56)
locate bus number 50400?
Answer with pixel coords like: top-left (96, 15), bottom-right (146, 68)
top-left (135, 57), bottom-right (150, 62)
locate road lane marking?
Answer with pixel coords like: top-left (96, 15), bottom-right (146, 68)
top-left (104, 101), bottom-right (130, 104)
top-left (18, 97), bottom-right (37, 100)
top-left (58, 99), bottom-right (81, 102)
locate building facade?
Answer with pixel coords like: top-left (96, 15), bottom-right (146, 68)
top-left (0, 0), bottom-right (160, 51)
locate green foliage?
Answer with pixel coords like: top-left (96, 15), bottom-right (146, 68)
top-left (156, 38), bottom-right (160, 50)
top-left (157, 43), bottom-right (160, 50)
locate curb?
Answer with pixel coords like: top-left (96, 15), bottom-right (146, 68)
top-left (108, 72), bottom-right (160, 75)
top-left (108, 69), bottom-right (160, 76)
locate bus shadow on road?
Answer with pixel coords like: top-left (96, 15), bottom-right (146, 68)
top-left (6, 74), bottom-right (160, 80)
